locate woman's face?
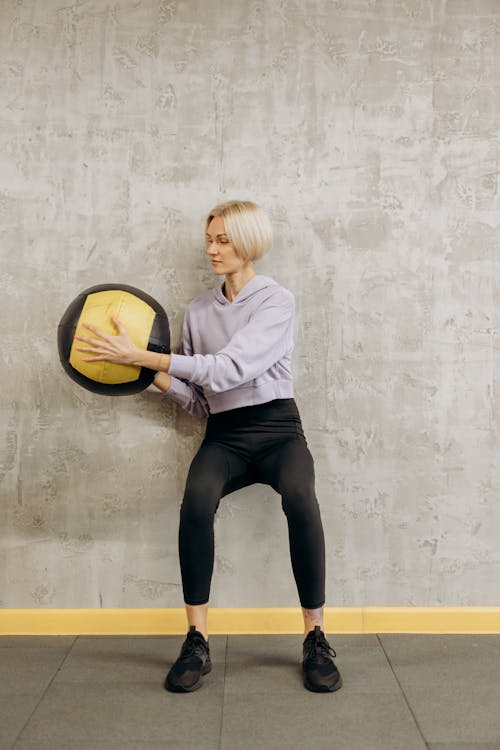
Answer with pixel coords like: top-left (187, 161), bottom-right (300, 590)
top-left (206, 216), bottom-right (246, 276)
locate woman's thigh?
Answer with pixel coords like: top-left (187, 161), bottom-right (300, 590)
top-left (257, 437), bottom-right (316, 501)
top-left (182, 442), bottom-right (250, 520)
top-left (259, 437), bottom-right (317, 517)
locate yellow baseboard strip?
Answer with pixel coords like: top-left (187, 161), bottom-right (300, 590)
top-left (362, 607), bottom-right (500, 634)
top-left (1, 607), bottom-right (500, 635)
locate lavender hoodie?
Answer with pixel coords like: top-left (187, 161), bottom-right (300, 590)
top-left (165, 275), bottom-right (295, 418)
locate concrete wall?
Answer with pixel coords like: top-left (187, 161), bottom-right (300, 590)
top-left (1, 0), bottom-right (499, 608)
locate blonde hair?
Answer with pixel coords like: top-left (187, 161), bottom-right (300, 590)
top-left (205, 200), bottom-right (273, 262)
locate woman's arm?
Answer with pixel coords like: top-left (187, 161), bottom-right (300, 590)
top-left (75, 316), bottom-right (209, 418)
top-left (168, 290), bottom-right (294, 393)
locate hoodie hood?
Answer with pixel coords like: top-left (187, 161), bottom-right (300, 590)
top-left (214, 274), bottom-right (279, 306)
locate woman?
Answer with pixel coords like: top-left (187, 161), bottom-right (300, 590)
top-left (76, 200), bottom-right (342, 694)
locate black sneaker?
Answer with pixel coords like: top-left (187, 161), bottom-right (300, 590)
top-left (164, 626), bottom-right (212, 693)
top-left (302, 626), bottom-right (342, 693)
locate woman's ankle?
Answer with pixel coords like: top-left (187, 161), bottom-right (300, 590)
top-left (185, 603), bottom-right (209, 640)
top-left (302, 606), bottom-right (324, 637)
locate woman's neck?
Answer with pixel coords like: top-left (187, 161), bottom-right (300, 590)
top-left (223, 264), bottom-right (256, 302)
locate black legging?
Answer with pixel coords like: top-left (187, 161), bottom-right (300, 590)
top-left (178, 398), bottom-right (326, 609)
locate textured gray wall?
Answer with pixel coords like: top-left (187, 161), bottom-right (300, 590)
top-left (1, 0), bottom-right (499, 609)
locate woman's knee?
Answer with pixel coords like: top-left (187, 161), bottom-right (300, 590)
top-left (180, 444), bottom-right (231, 526)
top-left (180, 480), bottom-right (221, 526)
top-left (280, 478), bottom-right (321, 523)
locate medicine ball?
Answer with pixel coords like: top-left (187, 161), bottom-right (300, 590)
top-left (57, 283), bottom-right (170, 396)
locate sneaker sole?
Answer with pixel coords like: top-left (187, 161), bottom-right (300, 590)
top-left (303, 673), bottom-right (342, 693)
top-left (165, 661), bottom-right (212, 693)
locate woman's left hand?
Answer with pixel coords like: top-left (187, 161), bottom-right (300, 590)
top-left (74, 316), bottom-right (140, 365)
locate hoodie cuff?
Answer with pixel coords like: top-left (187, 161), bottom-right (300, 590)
top-left (165, 376), bottom-right (192, 405)
top-left (168, 353), bottom-right (196, 382)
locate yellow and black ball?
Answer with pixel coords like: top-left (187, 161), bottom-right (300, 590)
top-left (58, 283), bottom-right (170, 396)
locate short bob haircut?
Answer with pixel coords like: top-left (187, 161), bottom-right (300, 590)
top-left (205, 200), bottom-right (273, 262)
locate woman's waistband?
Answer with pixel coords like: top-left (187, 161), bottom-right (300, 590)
top-left (206, 398), bottom-right (303, 431)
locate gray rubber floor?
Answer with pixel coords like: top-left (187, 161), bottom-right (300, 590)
top-left (2, 633), bottom-right (500, 750)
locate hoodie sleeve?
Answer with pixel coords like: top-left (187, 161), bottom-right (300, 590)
top-left (163, 317), bottom-right (210, 419)
top-left (168, 289), bottom-right (294, 393)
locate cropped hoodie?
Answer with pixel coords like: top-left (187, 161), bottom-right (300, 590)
top-left (165, 275), bottom-right (294, 418)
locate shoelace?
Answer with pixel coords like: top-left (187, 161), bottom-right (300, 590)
top-left (304, 632), bottom-right (337, 664)
top-left (181, 634), bottom-right (208, 660)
